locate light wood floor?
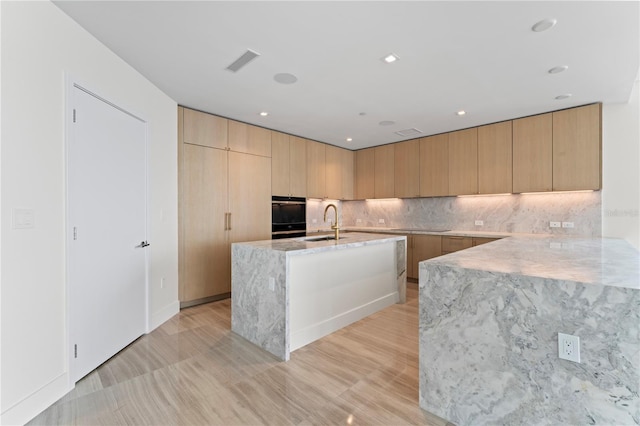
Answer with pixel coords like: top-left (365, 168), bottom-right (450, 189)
top-left (29, 283), bottom-right (452, 426)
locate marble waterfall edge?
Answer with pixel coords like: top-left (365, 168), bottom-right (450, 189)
top-left (418, 237), bottom-right (640, 426)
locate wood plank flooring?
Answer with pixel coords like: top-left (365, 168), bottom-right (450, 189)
top-left (29, 283), bottom-right (452, 426)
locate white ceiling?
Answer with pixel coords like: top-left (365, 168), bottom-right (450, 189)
top-left (53, 1), bottom-right (639, 150)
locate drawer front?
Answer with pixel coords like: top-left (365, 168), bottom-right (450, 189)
top-left (472, 237), bottom-right (500, 247)
top-left (441, 236), bottom-right (473, 253)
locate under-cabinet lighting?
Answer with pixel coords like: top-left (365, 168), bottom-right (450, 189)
top-left (519, 190), bottom-right (596, 195)
top-left (456, 193), bottom-right (512, 198)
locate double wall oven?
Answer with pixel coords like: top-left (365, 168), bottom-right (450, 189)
top-left (271, 196), bottom-right (306, 239)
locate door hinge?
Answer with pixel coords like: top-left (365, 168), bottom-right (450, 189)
top-left (74, 344), bottom-right (78, 359)
top-left (73, 109), bottom-right (76, 123)
top-left (73, 227), bottom-right (77, 240)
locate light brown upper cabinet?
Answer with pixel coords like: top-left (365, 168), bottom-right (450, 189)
top-left (340, 148), bottom-right (354, 200)
top-left (395, 140), bottom-right (420, 198)
top-left (228, 120), bottom-right (272, 157)
top-left (271, 132), bottom-right (307, 197)
top-left (326, 145), bottom-right (354, 200)
top-left (512, 113), bottom-right (553, 193)
top-left (552, 103), bottom-right (602, 191)
top-left (306, 140), bottom-right (326, 198)
top-left (448, 128), bottom-right (478, 195)
top-left (419, 134), bottom-right (449, 197)
top-left (325, 145), bottom-right (342, 199)
top-left (182, 107), bottom-right (228, 149)
top-left (355, 147), bottom-right (375, 199)
top-left (478, 121), bottom-right (513, 194)
top-left (375, 144), bottom-right (395, 198)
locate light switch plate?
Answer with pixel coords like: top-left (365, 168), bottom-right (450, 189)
top-left (550, 221), bottom-right (561, 228)
top-left (12, 208), bottom-right (35, 229)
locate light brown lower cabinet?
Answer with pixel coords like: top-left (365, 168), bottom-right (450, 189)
top-left (409, 235), bottom-right (442, 279)
top-left (441, 236), bottom-right (473, 254)
top-left (180, 145), bottom-right (271, 307)
top-left (472, 237), bottom-right (500, 247)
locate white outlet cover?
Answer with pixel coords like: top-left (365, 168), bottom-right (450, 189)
top-left (378, 219), bottom-right (385, 224)
top-left (550, 221), bottom-right (561, 228)
top-left (474, 220), bottom-right (484, 226)
top-left (562, 221), bottom-right (575, 228)
top-left (558, 332), bottom-right (580, 363)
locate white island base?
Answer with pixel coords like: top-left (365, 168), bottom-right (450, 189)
top-left (231, 233), bottom-right (407, 361)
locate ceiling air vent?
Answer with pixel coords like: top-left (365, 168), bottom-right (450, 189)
top-left (395, 128), bottom-right (423, 137)
top-left (226, 49), bottom-right (260, 73)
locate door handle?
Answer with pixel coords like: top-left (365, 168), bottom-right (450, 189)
top-left (135, 241), bottom-right (150, 248)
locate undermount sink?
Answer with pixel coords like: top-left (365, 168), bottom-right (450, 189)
top-left (303, 235), bottom-right (347, 242)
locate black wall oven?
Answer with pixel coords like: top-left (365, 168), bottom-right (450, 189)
top-left (272, 196), bottom-right (306, 239)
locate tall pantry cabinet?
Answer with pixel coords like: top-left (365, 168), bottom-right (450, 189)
top-left (178, 107), bottom-right (271, 307)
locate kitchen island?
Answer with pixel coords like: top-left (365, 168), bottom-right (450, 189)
top-left (419, 235), bottom-right (640, 426)
top-left (231, 232), bottom-right (407, 361)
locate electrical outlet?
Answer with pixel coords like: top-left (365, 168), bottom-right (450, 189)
top-left (378, 219), bottom-right (385, 224)
top-left (558, 333), bottom-right (581, 363)
top-left (356, 218), bottom-right (362, 224)
top-left (562, 222), bottom-right (574, 228)
top-left (268, 277), bottom-right (275, 292)
top-left (550, 221), bottom-right (561, 228)
top-left (312, 219), bottom-right (317, 224)
top-left (475, 220), bottom-right (484, 226)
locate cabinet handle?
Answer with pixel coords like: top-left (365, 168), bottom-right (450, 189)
top-left (224, 213), bottom-right (230, 231)
top-left (228, 213), bottom-right (232, 231)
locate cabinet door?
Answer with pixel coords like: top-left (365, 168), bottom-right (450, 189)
top-left (448, 128), bottom-right (478, 195)
top-left (395, 140), bottom-right (420, 198)
top-left (341, 148), bottom-right (354, 200)
top-left (478, 121), bottom-right (513, 194)
top-left (441, 236), bottom-right (473, 254)
top-left (552, 104), bottom-right (602, 191)
top-left (412, 235), bottom-right (442, 279)
top-left (181, 144), bottom-right (229, 301)
top-left (306, 140), bottom-right (326, 198)
top-left (183, 107), bottom-right (228, 150)
top-left (228, 120), bottom-right (272, 157)
top-left (419, 134), bottom-right (449, 197)
top-left (289, 136), bottom-right (307, 198)
top-left (228, 151), bottom-right (272, 245)
top-left (271, 131), bottom-right (290, 196)
top-left (325, 145), bottom-right (343, 199)
top-left (355, 148), bottom-right (375, 199)
top-left (513, 113), bottom-right (552, 193)
top-left (374, 144), bottom-right (395, 198)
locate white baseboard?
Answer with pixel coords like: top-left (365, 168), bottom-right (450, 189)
top-left (148, 300), bottom-right (179, 332)
top-left (290, 292), bottom-right (398, 352)
top-left (1, 373), bottom-right (71, 426)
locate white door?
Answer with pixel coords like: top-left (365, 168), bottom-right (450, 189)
top-left (68, 85), bottom-right (147, 383)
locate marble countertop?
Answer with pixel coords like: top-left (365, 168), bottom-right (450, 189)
top-left (233, 232), bottom-right (406, 256)
top-left (309, 226), bottom-right (524, 239)
top-left (423, 235), bottom-right (640, 290)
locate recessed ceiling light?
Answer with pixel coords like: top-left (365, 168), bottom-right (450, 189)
top-left (555, 94), bottom-right (572, 100)
top-left (346, 138), bottom-right (353, 142)
top-left (457, 110), bottom-right (466, 116)
top-left (379, 120), bottom-right (395, 126)
top-left (274, 73), bottom-right (298, 84)
top-left (259, 112), bottom-right (268, 116)
top-left (382, 53), bottom-right (399, 64)
top-left (532, 18), bottom-right (557, 32)
top-left (548, 65), bottom-right (568, 74)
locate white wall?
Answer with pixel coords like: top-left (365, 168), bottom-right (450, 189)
top-left (0, 2), bottom-right (179, 424)
top-left (602, 80), bottom-right (640, 249)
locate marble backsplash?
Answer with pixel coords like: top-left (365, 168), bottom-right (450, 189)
top-left (307, 191), bottom-right (602, 236)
